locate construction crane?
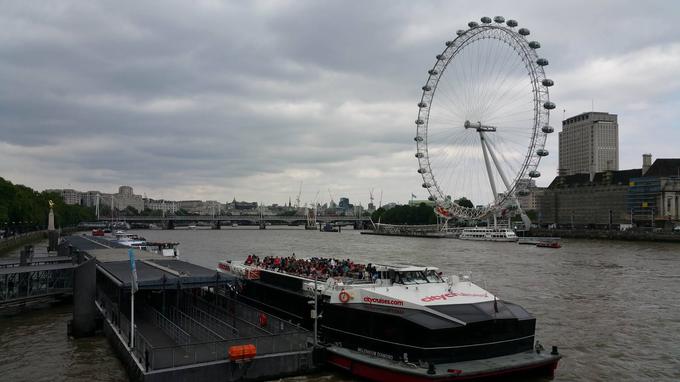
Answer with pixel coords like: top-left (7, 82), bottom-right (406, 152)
top-left (328, 189), bottom-right (336, 207)
top-left (379, 189), bottom-right (383, 208)
top-left (369, 188), bottom-right (375, 208)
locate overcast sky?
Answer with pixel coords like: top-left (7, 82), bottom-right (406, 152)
top-left (1, 1), bottom-right (679, 206)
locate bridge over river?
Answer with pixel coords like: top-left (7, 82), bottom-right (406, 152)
top-left (93, 215), bottom-right (371, 229)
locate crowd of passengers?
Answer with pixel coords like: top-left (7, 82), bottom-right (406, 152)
top-left (245, 254), bottom-right (379, 280)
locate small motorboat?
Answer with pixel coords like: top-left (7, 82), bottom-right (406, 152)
top-left (91, 228), bottom-right (105, 236)
top-left (536, 241), bottom-right (561, 249)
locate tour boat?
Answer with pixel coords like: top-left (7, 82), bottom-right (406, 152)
top-left (459, 227), bottom-right (518, 242)
top-left (216, 258), bottom-right (560, 381)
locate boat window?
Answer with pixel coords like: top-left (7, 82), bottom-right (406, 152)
top-left (396, 271), bottom-right (430, 284)
top-left (425, 270), bottom-right (442, 282)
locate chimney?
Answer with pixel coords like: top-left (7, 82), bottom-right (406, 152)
top-left (642, 153), bottom-right (652, 175)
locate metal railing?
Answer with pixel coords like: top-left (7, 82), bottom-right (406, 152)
top-left (95, 288), bottom-right (310, 372)
top-left (179, 303), bottom-right (240, 339)
top-left (139, 305), bottom-right (191, 345)
top-left (148, 330), bottom-right (309, 370)
top-left (167, 305), bottom-right (224, 342)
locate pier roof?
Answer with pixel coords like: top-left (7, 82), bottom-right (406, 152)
top-left (64, 235), bottom-right (234, 290)
top-left (98, 258), bottom-right (232, 289)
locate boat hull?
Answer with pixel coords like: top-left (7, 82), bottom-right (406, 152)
top-left (326, 346), bottom-right (560, 382)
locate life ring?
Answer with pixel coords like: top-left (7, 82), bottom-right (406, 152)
top-left (258, 312), bottom-right (268, 327)
top-left (339, 290), bottom-right (351, 303)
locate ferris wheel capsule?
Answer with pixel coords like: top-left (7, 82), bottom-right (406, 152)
top-left (544, 101), bottom-right (556, 110)
top-left (481, 17), bottom-right (492, 24)
top-left (529, 171), bottom-right (541, 178)
top-left (493, 16), bottom-right (505, 23)
top-left (422, 182), bottom-right (432, 188)
top-left (415, 119), bottom-right (424, 125)
top-left (537, 149), bottom-right (549, 156)
top-left (418, 102), bottom-right (428, 108)
top-left (542, 125), bottom-right (554, 133)
top-left (518, 28), bottom-right (530, 36)
top-left (414, 136), bottom-right (423, 142)
top-left (422, 85), bottom-right (431, 91)
top-left (468, 21), bottom-right (479, 28)
top-left (542, 79), bottom-right (554, 87)
top-left (428, 69), bottom-right (439, 75)
top-left (529, 41), bottom-right (541, 49)
top-left (446, 40), bottom-right (454, 46)
top-left (418, 168), bottom-right (428, 174)
top-left (415, 152), bottom-right (424, 158)
top-left (456, 30), bottom-right (465, 36)
top-left (536, 58), bottom-right (549, 66)
top-left (506, 19), bottom-right (518, 27)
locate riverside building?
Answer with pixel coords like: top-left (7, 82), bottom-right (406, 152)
top-left (558, 112), bottom-right (619, 176)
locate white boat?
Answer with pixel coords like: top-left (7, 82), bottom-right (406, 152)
top-left (216, 257), bottom-right (561, 380)
top-left (459, 227), bottom-right (518, 242)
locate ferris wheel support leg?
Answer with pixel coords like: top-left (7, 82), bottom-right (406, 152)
top-left (479, 132), bottom-right (498, 204)
top-left (483, 132), bottom-right (533, 229)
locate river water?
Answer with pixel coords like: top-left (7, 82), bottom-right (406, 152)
top-left (1, 229), bottom-right (679, 381)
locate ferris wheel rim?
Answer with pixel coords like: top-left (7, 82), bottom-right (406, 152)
top-left (414, 17), bottom-right (554, 220)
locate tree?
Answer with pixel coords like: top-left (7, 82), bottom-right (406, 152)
top-left (454, 197), bottom-right (474, 209)
top-left (0, 177), bottom-right (95, 232)
top-left (371, 204), bottom-right (436, 225)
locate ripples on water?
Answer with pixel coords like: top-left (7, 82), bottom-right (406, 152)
top-left (2, 230), bottom-right (680, 381)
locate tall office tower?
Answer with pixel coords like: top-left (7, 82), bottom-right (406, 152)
top-left (558, 112), bottom-right (619, 176)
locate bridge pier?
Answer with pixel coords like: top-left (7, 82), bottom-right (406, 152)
top-left (212, 221), bottom-right (221, 230)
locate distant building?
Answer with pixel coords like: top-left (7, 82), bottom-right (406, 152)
top-left (45, 189), bottom-right (82, 205)
top-left (338, 197), bottom-right (350, 211)
top-left (227, 198), bottom-right (258, 210)
top-left (178, 200), bottom-right (204, 215)
top-left (627, 156), bottom-right (680, 225)
top-left (81, 191), bottom-right (103, 208)
top-left (539, 155), bottom-right (680, 227)
top-left (559, 112), bottom-right (619, 176)
top-left (144, 198), bottom-right (178, 214)
top-left (109, 186), bottom-right (144, 212)
top-left (538, 169), bottom-right (640, 227)
top-left (515, 179), bottom-right (544, 211)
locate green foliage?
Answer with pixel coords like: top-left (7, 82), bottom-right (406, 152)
top-left (454, 197), bottom-right (474, 208)
top-left (371, 203), bottom-right (436, 225)
top-left (0, 177), bottom-right (95, 231)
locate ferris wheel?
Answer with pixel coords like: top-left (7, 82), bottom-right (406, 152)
top-left (415, 16), bottom-right (555, 221)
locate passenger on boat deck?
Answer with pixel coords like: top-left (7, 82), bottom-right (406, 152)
top-left (245, 255), bottom-right (370, 280)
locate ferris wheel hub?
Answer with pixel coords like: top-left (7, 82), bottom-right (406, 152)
top-left (464, 120), bottom-right (497, 132)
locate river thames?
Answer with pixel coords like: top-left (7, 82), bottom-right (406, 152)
top-left (1, 228), bottom-right (679, 381)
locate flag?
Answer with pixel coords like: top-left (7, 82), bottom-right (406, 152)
top-left (128, 248), bottom-right (139, 294)
top-left (411, 193), bottom-right (417, 199)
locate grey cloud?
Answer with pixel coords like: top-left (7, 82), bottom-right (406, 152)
top-left (1, 0), bottom-right (679, 204)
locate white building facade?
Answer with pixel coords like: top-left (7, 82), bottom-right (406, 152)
top-left (559, 112), bottom-right (619, 176)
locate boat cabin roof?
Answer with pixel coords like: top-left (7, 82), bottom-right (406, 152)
top-left (373, 263), bottom-right (438, 272)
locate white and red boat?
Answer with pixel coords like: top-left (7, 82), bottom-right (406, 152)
top-left (217, 258), bottom-right (560, 381)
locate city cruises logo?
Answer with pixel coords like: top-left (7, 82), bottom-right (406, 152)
top-left (421, 292), bottom-right (487, 302)
top-left (362, 296), bottom-right (404, 306)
